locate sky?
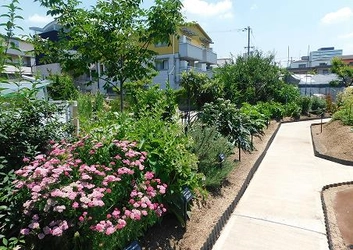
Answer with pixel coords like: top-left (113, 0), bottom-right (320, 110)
top-left (3, 0), bottom-right (353, 67)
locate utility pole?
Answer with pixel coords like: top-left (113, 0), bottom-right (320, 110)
top-left (247, 26), bottom-right (250, 57)
top-left (243, 26), bottom-right (253, 57)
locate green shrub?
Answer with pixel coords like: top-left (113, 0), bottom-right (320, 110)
top-left (299, 96), bottom-right (311, 115)
top-left (310, 96), bottom-right (326, 112)
top-left (0, 157), bottom-right (25, 249)
top-left (47, 74), bottom-right (79, 100)
top-left (0, 92), bottom-right (73, 171)
top-left (284, 102), bottom-right (301, 120)
top-left (256, 101), bottom-right (284, 121)
top-left (188, 123), bottom-right (234, 188)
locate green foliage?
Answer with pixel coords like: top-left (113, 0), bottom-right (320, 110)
top-left (200, 99), bottom-right (254, 161)
top-left (128, 85), bottom-right (177, 121)
top-left (0, 91), bottom-right (73, 172)
top-left (333, 88), bottom-right (353, 125)
top-left (33, 0), bottom-right (184, 111)
top-left (0, 0), bottom-right (24, 77)
top-left (180, 70), bottom-right (222, 109)
top-left (77, 92), bottom-right (113, 132)
top-left (213, 51), bottom-right (285, 105)
top-left (331, 57), bottom-right (353, 87)
top-left (299, 96), bottom-right (311, 115)
top-left (76, 91), bottom-right (204, 226)
top-left (284, 102), bottom-right (301, 120)
top-left (47, 74), bottom-right (79, 100)
top-left (0, 157), bottom-right (25, 250)
top-left (256, 101), bottom-right (284, 121)
top-left (273, 82), bottom-right (300, 104)
top-left (310, 96), bottom-right (326, 112)
top-left (188, 123), bottom-right (234, 188)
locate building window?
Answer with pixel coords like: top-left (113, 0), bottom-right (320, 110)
top-left (155, 41), bottom-right (168, 47)
top-left (155, 59), bottom-right (169, 71)
top-left (322, 69), bottom-right (329, 74)
top-left (319, 63), bottom-right (327, 66)
top-left (298, 64), bottom-right (306, 68)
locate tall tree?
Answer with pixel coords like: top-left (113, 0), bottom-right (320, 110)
top-left (34, 0), bottom-right (184, 111)
top-left (331, 57), bottom-right (353, 87)
top-left (213, 51), bottom-right (285, 105)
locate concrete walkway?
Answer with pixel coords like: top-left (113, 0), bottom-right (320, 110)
top-left (213, 120), bottom-right (353, 250)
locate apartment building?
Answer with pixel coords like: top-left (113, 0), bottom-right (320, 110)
top-left (150, 23), bottom-right (217, 89)
top-left (2, 37), bottom-right (35, 78)
top-left (287, 47), bottom-right (343, 74)
top-left (31, 21), bottom-right (217, 93)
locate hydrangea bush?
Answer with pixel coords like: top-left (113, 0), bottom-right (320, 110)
top-left (14, 136), bottom-right (167, 250)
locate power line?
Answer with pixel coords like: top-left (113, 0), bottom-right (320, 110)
top-left (208, 28), bottom-right (245, 33)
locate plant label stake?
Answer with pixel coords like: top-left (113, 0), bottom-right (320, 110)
top-left (218, 153), bottom-right (225, 167)
top-left (182, 187), bottom-right (193, 223)
top-left (124, 240), bottom-right (141, 250)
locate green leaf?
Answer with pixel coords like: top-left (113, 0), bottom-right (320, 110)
top-left (2, 238), bottom-right (7, 247)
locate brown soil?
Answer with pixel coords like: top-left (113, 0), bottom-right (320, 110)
top-left (141, 119), bottom-right (353, 250)
top-left (313, 120), bottom-right (353, 250)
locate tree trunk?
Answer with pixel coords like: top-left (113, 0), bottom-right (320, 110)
top-left (120, 81), bottom-right (123, 112)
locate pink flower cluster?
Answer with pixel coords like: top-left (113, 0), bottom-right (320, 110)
top-left (15, 137), bottom-right (167, 239)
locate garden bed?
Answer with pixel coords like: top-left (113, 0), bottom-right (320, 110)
top-left (141, 121), bottom-right (280, 249)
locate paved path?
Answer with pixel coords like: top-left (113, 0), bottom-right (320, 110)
top-left (213, 120), bottom-right (353, 250)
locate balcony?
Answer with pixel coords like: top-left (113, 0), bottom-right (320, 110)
top-left (202, 49), bottom-right (217, 64)
top-left (179, 43), bottom-right (217, 64)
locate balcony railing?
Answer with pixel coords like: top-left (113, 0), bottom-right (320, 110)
top-left (179, 43), bottom-right (217, 64)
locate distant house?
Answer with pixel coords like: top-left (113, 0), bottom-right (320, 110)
top-left (31, 21), bottom-right (217, 93)
top-left (340, 55), bottom-right (353, 66)
top-left (1, 37), bottom-right (35, 79)
top-left (288, 73), bottom-right (343, 100)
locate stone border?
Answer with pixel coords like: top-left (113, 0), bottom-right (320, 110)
top-left (310, 122), bottom-right (353, 166)
top-left (200, 122), bottom-right (282, 250)
top-left (321, 181), bottom-right (353, 250)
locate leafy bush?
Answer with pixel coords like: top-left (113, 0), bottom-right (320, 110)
top-left (333, 88), bottom-right (353, 125)
top-left (273, 82), bottom-right (300, 104)
top-left (240, 103), bottom-right (267, 140)
top-left (299, 96), bottom-right (311, 115)
top-left (256, 101), bottom-right (284, 121)
top-left (15, 137), bottom-right (166, 250)
top-left (284, 102), bottom-right (301, 120)
top-left (128, 85), bottom-right (177, 121)
top-left (310, 96), bottom-right (326, 112)
top-left (0, 91), bottom-right (73, 172)
top-left (47, 74), bottom-right (79, 100)
top-left (0, 157), bottom-right (25, 250)
top-left (200, 99), bottom-right (254, 161)
top-left (188, 123), bottom-right (234, 188)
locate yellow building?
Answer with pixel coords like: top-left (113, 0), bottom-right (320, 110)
top-left (150, 22), bottom-right (217, 89)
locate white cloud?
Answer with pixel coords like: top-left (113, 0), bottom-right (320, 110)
top-left (28, 14), bottom-right (53, 24)
top-left (219, 12), bottom-right (234, 19)
top-left (339, 32), bottom-right (353, 39)
top-left (250, 3), bottom-right (258, 10)
top-left (182, 0), bottom-right (233, 18)
top-left (321, 7), bottom-right (353, 24)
